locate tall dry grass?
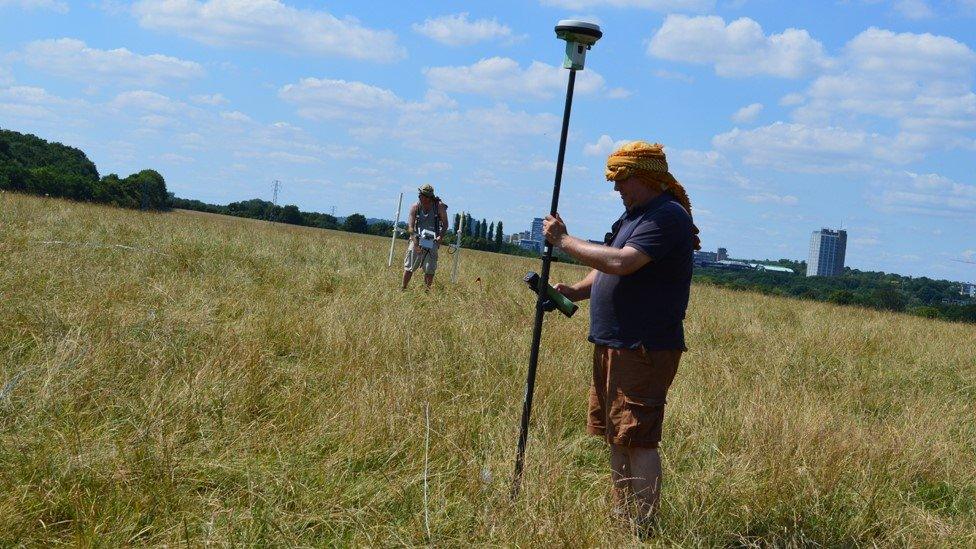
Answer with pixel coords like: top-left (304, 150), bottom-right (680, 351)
top-left (1, 191), bottom-right (974, 546)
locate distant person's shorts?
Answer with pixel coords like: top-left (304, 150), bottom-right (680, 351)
top-left (587, 345), bottom-right (681, 448)
top-left (403, 241), bottom-right (438, 273)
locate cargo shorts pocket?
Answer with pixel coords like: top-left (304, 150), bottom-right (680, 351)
top-left (613, 395), bottom-right (667, 448)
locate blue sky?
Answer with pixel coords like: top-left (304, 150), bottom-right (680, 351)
top-left (1, 0), bottom-right (974, 281)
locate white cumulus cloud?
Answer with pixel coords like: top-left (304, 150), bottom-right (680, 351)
top-left (349, 102), bottom-right (560, 154)
top-left (732, 102), bottom-right (763, 123)
top-left (712, 122), bottom-right (918, 173)
top-left (744, 192), bottom-right (798, 205)
top-left (705, 27), bottom-right (976, 178)
top-left (791, 28), bottom-right (976, 150)
top-left (191, 93), bottom-right (229, 106)
top-left (20, 38), bottom-right (204, 87)
top-left (893, 0), bottom-right (936, 19)
top-left (424, 57), bottom-right (607, 100)
top-left (583, 134), bottom-right (633, 156)
top-left (873, 171), bottom-right (976, 217)
top-left (0, 0), bottom-right (67, 12)
top-left (0, 85), bottom-right (84, 121)
top-left (110, 90), bottom-right (187, 113)
top-left (540, 0), bottom-right (713, 11)
top-left (278, 78), bottom-right (404, 120)
top-left (132, 0), bottom-right (404, 62)
top-left (220, 110), bottom-right (252, 123)
top-left (412, 13), bottom-right (515, 46)
top-left (648, 15), bottom-right (832, 78)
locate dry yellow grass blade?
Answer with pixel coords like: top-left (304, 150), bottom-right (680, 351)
top-left (1, 191), bottom-right (974, 546)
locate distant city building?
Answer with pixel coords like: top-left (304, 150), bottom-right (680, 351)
top-left (530, 218), bottom-right (544, 243)
top-left (807, 228), bottom-right (847, 277)
top-left (509, 219), bottom-right (545, 253)
top-left (961, 282), bottom-right (976, 297)
top-left (693, 250), bottom-right (717, 265)
top-left (712, 260), bottom-right (752, 271)
top-left (717, 247), bottom-right (728, 262)
top-left (751, 263), bottom-right (795, 274)
top-left (518, 239), bottom-right (542, 253)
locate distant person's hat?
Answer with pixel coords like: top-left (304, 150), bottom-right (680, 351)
top-left (418, 184), bottom-right (435, 198)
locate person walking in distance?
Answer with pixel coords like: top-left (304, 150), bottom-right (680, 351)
top-left (402, 184), bottom-right (449, 291)
top-left (542, 141), bottom-right (700, 526)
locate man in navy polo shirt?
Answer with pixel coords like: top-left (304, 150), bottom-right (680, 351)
top-left (543, 141), bottom-right (700, 525)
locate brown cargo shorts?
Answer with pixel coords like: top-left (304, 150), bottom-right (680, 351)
top-left (587, 344), bottom-right (681, 448)
top-left (403, 240), bottom-right (438, 273)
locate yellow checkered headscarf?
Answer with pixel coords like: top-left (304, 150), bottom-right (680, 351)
top-left (606, 141), bottom-right (701, 250)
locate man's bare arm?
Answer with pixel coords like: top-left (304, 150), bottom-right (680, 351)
top-left (558, 235), bottom-right (651, 276)
top-left (407, 204), bottom-right (419, 241)
top-left (438, 203), bottom-right (449, 240)
top-left (543, 213), bottom-right (650, 276)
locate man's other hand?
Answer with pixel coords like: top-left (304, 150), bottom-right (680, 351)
top-left (554, 283), bottom-right (583, 302)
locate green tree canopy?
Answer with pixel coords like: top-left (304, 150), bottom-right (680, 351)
top-left (280, 204), bottom-right (303, 225)
top-left (343, 213), bottom-right (368, 234)
top-left (1, 129), bottom-right (168, 210)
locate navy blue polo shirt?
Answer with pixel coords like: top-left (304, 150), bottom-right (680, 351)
top-left (588, 192), bottom-right (694, 351)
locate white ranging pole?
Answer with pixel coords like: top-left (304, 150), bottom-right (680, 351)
top-left (387, 192), bottom-right (404, 267)
top-left (451, 211), bottom-right (465, 283)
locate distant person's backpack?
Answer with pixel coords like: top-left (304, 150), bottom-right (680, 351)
top-left (433, 197), bottom-right (447, 236)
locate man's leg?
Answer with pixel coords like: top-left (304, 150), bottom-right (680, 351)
top-left (609, 444), bottom-right (632, 516)
top-left (422, 249), bottom-right (436, 291)
top-left (627, 446), bottom-right (662, 519)
top-left (401, 269), bottom-right (413, 289)
top-left (610, 445), bottom-right (662, 522)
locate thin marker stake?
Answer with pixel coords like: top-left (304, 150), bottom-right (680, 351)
top-left (388, 192), bottom-right (404, 267)
top-left (423, 402), bottom-right (432, 539)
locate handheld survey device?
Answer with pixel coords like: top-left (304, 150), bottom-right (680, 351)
top-left (418, 229), bottom-right (437, 250)
top-left (523, 272), bottom-right (577, 317)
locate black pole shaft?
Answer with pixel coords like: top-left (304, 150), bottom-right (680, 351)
top-left (512, 68), bottom-right (577, 500)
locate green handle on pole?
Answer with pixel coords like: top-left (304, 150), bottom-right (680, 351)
top-left (524, 272), bottom-right (578, 317)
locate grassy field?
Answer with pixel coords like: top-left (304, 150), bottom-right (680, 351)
top-left (1, 191), bottom-right (975, 547)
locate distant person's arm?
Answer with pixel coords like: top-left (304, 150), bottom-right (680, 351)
top-left (543, 214), bottom-right (651, 276)
top-left (436, 203), bottom-right (449, 243)
top-left (555, 268), bottom-right (598, 302)
top-left (407, 204), bottom-right (419, 244)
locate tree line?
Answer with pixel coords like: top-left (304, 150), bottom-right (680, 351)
top-left (695, 263), bottom-right (976, 323)
top-left (0, 129), bottom-right (169, 209)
